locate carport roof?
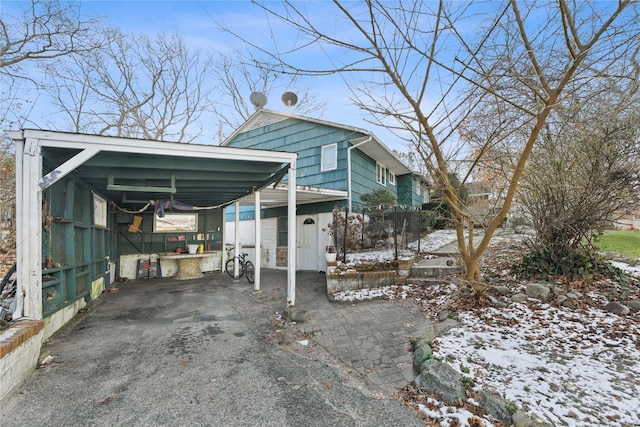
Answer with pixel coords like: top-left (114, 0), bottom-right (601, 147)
top-left (11, 129), bottom-right (299, 209)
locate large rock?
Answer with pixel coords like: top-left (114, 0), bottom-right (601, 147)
top-left (566, 292), bottom-right (582, 300)
top-left (288, 308), bottom-right (312, 322)
top-left (415, 359), bottom-right (465, 404)
top-left (488, 295), bottom-right (507, 308)
top-left (627, 300), bottom-right (640, 311)
top-left (604, 301), bottom-right (630, 316)
top-left (525, 283), bottom-right (550, 300)
top-left (478, 389), bottom-right (513, 426)
top-left (512, 409), bottom-right (554, 427)
top-left (435, 318), bottom-right (459, 336)
top-left (492, 285), bottom-right (510, 296)
top-left (511, 293), bottom-right (528, 303)
top-left (413, 342), bottom-right (433, 369)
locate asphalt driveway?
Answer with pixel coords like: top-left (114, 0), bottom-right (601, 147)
top-left (0, 270), bottom-right (424, 426)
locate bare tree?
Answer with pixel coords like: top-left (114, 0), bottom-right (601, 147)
top-left (517, 76), bottom-right (640, 275)
top-left (392, 149), bottom-right (427, 176)
top-left (0, 135), bottom-right (15, 252)
top-left (211, 50), bottom-right (326, 143)
top-left (44, 29), bottom-right (213, 142)
top-left (0, 0), bottom-right (104, 128)
top-left (231, 0), bottom-right (639, 293)
top-left (0, 0), bottom-right (103, 70)
top-left (0, 0), bottom-right (105, 252)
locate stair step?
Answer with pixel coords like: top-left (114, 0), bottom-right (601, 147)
top-left (411, 265), bottom-right (461, 277)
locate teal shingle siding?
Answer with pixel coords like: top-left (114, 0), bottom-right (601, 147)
top-left (350, 149), bottom-right (388, 212)
top-left (396, 174), bottom-right (415, 206)
top-left (227, 115), bottom-right (423, 215)
top-left (227, 118), bottom-right (359, 192)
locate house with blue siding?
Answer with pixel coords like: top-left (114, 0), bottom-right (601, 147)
top-left (222, 109), bottom-right (429, 271)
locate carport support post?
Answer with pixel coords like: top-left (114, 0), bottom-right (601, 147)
top-left (234, 201), bottom-right (240, 278)
top-left (254, 190), bottom-right (261, 290)
top-left (15, 136), bottom-right (43, 319)
top-left (287, 161), bottom-right (297, 306)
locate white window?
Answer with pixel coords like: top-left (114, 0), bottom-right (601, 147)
top-left (388, 172), bottom-right (396, 185)
top-left (416, 182), bottom-right (421, 196)
top-left (376, 163), bottom-right (386, 185)
top-left (93, 194), bottom-right (107, 227)
top-left (277, 217), bottom-right (288, 247)
top-left (321, 143), bottom-right (337, 171)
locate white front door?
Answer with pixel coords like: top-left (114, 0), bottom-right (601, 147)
top-left (297, 216), bottom-right (318, 271)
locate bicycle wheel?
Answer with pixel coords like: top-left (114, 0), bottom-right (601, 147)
top-left (244, 261), bottom-right (255, 284)
top-left (225, 258), bottom-right (244, 279)
top-left (0, 263), bottom-right (17, 295)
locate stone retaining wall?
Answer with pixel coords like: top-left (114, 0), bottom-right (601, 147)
top-left (326, 270), bottom-right (406, 296)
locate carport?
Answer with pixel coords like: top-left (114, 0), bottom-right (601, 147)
top-left (8, 129), bottom-right (299, 327)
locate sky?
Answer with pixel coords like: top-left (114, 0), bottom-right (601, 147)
top-left (4, 1), bottom-right (636, 160)
top-left (1, 0), bottom-right (410, 151)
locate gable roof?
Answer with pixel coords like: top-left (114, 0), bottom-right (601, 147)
top-left (222, 109), bottom-right (412, 176)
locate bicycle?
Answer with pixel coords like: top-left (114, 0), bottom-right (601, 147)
top-left (225, 248), bottom-right (254, 284)
top-left (1, 263), bottom-right (17, 329)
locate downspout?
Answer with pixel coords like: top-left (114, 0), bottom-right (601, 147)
top-left (347, 136), bottom-right (373, 213)
top-left (234, 201), bottom-right (240, 278)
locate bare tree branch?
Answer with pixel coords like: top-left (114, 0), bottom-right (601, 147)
top-left (43, 30), bottom-right (213, 142)
top-left (224, 0), bottom-right (639, 292)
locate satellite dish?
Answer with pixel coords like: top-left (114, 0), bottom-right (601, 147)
top-left (281, 91), bottom-right (298, 107)
top-left (250, 92), bottom-right (268, 109)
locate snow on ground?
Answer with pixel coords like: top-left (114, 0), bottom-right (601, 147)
top-left (408, 230), bottom-right (460, 251)
top-left (333, 231), bottom-right (640, 426)
top-left (336, 278), bottom-right (640, 426)
top-left (344, 229), bottom-right (530, 264)
top-left (345, 230), bottom-right (459, 264)
top-left (332, 285), bottom-right (415, 302)
top-left (612, 260), bottom-right (640, 278)
top-left (433, 302), bottom-right (640, 427)
top-left (418, 398), bottom-right (498, 427)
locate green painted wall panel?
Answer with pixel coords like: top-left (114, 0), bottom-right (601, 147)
top-left (43, 176), bottom-right (117, 317)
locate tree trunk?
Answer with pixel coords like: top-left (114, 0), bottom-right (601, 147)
top-left (464, 260), bottom-right (483, 293)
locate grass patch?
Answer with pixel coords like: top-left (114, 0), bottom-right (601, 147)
top-left (596, 230), bottom-right (640, 258)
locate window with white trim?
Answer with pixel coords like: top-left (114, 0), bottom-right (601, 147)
top-left (388, 171), bottom-right (396, 185)
top-left (321, 143), bottom-right (337, 171)
top-left (376, 163), bottom-right (386, 185)
top-left (93, 194), bottom-right (107, 227)
top-left (416, 182), bottom-right (421, 196)
top-left (277, 217), bottom-right (288, 247)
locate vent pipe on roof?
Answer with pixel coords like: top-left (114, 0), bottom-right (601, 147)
top-left (347, 136), bottom-right (373, 213)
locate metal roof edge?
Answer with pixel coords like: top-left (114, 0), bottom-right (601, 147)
top-left (222, 109), bottom-right (374, 147)
top-left (13, 128), bottom-right (297, 164)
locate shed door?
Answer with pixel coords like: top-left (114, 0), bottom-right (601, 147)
top-left (297, 217), bottom-right (318, 271)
